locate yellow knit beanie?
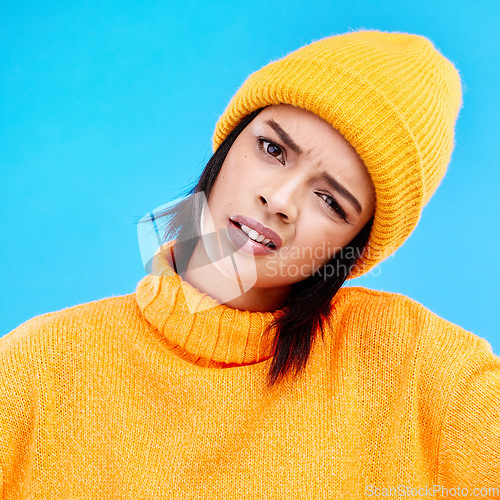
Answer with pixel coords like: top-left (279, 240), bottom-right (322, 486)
top-left (213, 30), bottom-right (462, 278)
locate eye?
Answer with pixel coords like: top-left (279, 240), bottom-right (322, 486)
top-left (316, 193), bottom-right (349, 222)
top-left (258, 138), bottom-right (286, 164)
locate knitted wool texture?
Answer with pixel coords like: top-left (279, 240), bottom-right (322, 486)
top-left (213, 31), bottom-right (463, 277)
top-left (1, 267), bottom-right (500, 497)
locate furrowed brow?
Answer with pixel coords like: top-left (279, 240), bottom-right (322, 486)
top-left (321, 172), bottom-right (363, 214)
top-left (265, 118), bottom-right (363, 214)
top-left (266, 119), bottom-right (303, 155)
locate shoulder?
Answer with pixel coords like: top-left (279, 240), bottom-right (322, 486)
top-left (333, 285), bottom-right (465, 333)
top-left (324, 287), bottom-right (499, 426)
top-left (0, 293), bottom-right (140, 368)
top-left (330, 286), bottom-right (492, 368)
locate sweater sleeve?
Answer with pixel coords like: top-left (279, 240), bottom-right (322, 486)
top-left (0, 322), bottom-right (40, 497)
top-left (437, 336), bottom-right (500, 491)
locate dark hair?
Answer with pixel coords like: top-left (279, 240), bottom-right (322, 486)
top-left (140, 108), bottom-right (373, 388)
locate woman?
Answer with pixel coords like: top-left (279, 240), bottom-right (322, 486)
top-left (1, 30), bottom-right (499, 498)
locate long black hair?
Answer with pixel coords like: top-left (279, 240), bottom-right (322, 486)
top-left (140, 108), bottom-right (373, 387)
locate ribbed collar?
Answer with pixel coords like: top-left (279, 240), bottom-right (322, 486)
top-left (135, 248), bottom-right (284, 366)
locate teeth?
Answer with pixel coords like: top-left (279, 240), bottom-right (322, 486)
top-left (239, 223), bottom-right (273, 246)
top-left (248, 229), bottom-right (260, 240)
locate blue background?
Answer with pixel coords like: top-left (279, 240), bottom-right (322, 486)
top-left (1, 1), bottom-right (499, 352)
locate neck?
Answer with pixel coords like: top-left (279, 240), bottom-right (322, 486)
top-left (179, 239), bottom-right (291, 313)
top-left (137, 244), bottom-right (287, 366)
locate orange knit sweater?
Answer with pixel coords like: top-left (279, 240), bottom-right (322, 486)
top-left (1, 264), bottom-right (499, 498)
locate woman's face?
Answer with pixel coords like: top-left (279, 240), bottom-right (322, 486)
top-left (197, 104), bottom-right (375, 308)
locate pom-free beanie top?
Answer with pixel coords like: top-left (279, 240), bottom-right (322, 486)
top-left (213, 31), bottom-right (462, 277)
top-left (1, 260), bottom-right (499, 498)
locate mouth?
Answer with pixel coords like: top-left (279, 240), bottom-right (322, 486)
top-left (230, 221), bottom-right (276, 249)
top-left (229, 215), bottom-right (283, 250)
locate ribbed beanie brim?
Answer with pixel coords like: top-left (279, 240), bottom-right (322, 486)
top-left (213, 30), bottom-right (462, 278)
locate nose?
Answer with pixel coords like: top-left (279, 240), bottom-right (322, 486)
top-left (258, 175), bottom-right (303, 223)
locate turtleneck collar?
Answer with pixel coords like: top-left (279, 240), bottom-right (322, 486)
top-left (135, 246), bottom-right (285, 366)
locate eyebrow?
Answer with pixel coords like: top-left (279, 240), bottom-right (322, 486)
top-left (266, 119), bottom-right (303, 155)
top-left (321, 172), bottom-right (363, 214)
top-left (265, 118), bottom-right (363, 214)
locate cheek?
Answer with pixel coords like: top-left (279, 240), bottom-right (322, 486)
top-left (216, 161), bottom-right (256, 200)
top-left (209, 166), bottom-right (235, 203)
top-left (292, 221), bottom-right (359, 264)
top-left (208, 169), bottom-right (249, 220)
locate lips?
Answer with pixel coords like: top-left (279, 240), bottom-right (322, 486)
top-left (229, 215), bottom-right (283, 250)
